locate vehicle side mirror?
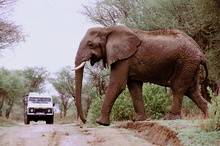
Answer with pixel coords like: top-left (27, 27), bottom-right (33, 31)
top-left (53, 103), bottom-right (55, 107)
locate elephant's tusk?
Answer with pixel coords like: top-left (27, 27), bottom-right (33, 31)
top-left (72, 61), bottom-right (86, 71)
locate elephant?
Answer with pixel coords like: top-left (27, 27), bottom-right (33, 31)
top-left (73, 25), bottom-right (209, 126)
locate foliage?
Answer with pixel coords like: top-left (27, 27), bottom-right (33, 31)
top-left (0, 67), bottom-right (26, 118)
top-left (0, 0), bottom-right (24, 51)
top-left (142, 83), bottom-right (172, 119)
top-left (87, 92), bottom-right (132, 124)
top-left (111, 88), bottom-right (134, 121)
top-left (87, 96), bottom-right (103, 124)
top-left (158, 120), bottom-right (220, 145)
top-left (87, 83), bottom-right (172, 124)
top-left (82, 0), bottom-right (220, 82)
top-left (50, 66), bottom-right (74, 97)
top-left (206, 49), bottom-right (220, 80)
top-left (87, 91), bottom-right (134, 124)
top-left (81, 0), bottom-right (138, 26)
top-left (179, 127), bottom-right (220, 146)
top-left (0, 67), bottom-right (49, 119)
top-left (82, 62), bottom-right (109, 117)
top-left (177, 121), bottom-right (220, 146)
top-left (21, 67), bottom-right (49, 93)
top-left (201, 88), bottom-right (220, 132)
top-left (84, 62), bottom-right (109, 97)
top-left (81, 83), bottom-right (97, 118)
top-left (49, 66), bottom-right (75, 117)
top-left (81, 0), bottom-right (220, 122)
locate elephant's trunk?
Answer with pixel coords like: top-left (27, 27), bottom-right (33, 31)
top-left (75, 64), bottom-right (86, 123)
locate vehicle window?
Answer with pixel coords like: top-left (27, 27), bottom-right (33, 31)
top-left (29, 97), bottom-right (51, 103)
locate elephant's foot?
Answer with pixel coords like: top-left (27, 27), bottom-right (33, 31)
top-left (132, 113), bottom-right (148, 122)
top-left (96, 116), bottom-right (110, 126)
top-left (204, 113), bottom-right (209, 119)
top-left (164, 112), bottom-right (181, 120)
top-left (202, 109), bottom-right (209, 119)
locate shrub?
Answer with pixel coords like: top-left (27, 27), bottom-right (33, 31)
top-left (201, 88), bottom-right (220, 131)
top-left (87, 96), bottom-right (103, 124)
top-left (111, 89), bottom-right (134, 121)
top-left (87, 89), bottom-right (134, 124)
top-left (87, 83), bottom-right (172, 124)
top-left (142, 83), bottom-right (172, 119)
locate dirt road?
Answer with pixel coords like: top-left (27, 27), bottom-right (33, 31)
top-left (0, 121), bottom-right (156, 146)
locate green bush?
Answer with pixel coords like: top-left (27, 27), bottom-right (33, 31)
top-left (111, 89), bottom-right (134, 121)
top-left (87, 89), bottom-right (134, 124)
top-left (87, 96), bottom-right (103, 124)
top-left (143, 83), bottom-right (172, 119)
top-left (87, 83), bottom-right (172, 124)
top-left (202, 88), bottom-right (220, 131)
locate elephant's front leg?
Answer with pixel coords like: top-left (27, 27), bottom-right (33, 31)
top-left (127, 79), bottom-right (148, 122)
top-left (96, 61), bottom-right (129, 126)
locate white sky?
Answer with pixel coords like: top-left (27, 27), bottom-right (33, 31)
top-left (0, 0), bottom-right (98, 73)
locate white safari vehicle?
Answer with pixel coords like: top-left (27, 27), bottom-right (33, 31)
top-left (23, 92), bottom-right (54, 124)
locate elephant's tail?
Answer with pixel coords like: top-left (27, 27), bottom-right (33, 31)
top-left (200, 59), bottom-right (208, 84)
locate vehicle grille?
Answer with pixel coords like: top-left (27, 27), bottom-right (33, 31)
top-left (28, 108), bottom-right (53, 113)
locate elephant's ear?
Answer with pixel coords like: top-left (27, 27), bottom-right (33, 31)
top-left (105, 25), bottom-right (140, 67)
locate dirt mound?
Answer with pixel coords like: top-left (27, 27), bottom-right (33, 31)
top-left (118, 121), bottom-right (182, 146)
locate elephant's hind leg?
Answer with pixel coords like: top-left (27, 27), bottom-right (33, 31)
top-left (164, 81), bottom-right (186, 120)
top-left (186, 84), bottom-right (209, 118)
top-left (127, 79), bottom-right (148, 122)
top-left (164, 91), bottom-right (183, 120)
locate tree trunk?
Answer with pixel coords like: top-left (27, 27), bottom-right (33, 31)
top-left (0, 97), bottom-right (5, 117)
top-left (63, 104), bottom-right (67, 117)
top-left (5, 100), bottom-right (14, 119)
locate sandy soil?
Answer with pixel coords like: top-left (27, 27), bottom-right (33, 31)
top-left (0, 121), bottom-right (162, 146)
top-left (119, 121), bottom-right (182, 146)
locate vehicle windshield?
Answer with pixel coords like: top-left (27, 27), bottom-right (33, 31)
top-left (29, 97), bottom-right (51, 104)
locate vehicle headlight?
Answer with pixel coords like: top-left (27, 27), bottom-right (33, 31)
top-left (47, 108), bottom-right (52, 113)
top-left (29, 108), bottom-right (34, 113)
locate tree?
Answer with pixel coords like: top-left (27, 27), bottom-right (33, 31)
top-left (21, 67), bottom-right (49, 93)
top-left (0, 67), bottom-right (10, 116)
top-left (0, 0), bottom-right (24, 52)
top-left (85, 62), bottom-right (109, 97)
top-left (81, 0), bottom-right (137, 26)
top-left (0, 67), bottom-right (25, 118)
top-left (82, 0), bottom-right (220, 97)
top-left (0, 67), bottom-right (49, 119)
top-left (157, 0), bottom-right (220, 80)
top-left (82, 62), bottom-right (109, 117)
top-left (50, 66), bottom-right (75, 118)
top-left (4, 72), bottom-right (25, 118)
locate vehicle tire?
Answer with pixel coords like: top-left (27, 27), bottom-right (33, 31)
top-left (24, 113), bottom-right (30, 125)
top-left (50, 116), bottom-right (54, 124)
top-left (46, 118), bottom-right (50, 124)
top-left (46, 116), bottom-right (54, 124)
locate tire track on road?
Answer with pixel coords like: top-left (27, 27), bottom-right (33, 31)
top-left (48, 131), bottom-right (62, 146)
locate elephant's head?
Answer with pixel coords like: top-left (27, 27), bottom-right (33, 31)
top-left (73, 25), bottom-right (140, 123)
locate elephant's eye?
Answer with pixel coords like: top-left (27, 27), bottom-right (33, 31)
top-left (88, 42), bottom-right (94, 48)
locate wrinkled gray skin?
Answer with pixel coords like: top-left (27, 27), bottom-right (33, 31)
top-left (74, 25), bottom-right (208, 126)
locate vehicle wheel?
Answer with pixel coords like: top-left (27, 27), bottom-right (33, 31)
top-left (50, 116), bottom-right (54, 124)
top-left (24, 113), bottom-right (30, 125)
top-left (46, 116), bottom-right (54, 124)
